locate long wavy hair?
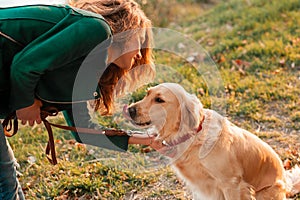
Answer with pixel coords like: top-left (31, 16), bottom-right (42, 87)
top-left (69, 0), bottom-right (155, 115)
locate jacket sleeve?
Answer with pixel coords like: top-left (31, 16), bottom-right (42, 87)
top-left (9, 17), bottom-right (111, 111)
top-left (62, 102), bottom-right (129, 152)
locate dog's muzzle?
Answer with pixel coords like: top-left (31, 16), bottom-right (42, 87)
top-left (123, 105), bottom-right (152, 127)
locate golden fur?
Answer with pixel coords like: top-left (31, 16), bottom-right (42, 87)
top-left (127, 83), bottom-right (300, 200)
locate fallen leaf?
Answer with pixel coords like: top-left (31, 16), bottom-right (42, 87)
top-left (279, 58), bottom-right (285, 65)
top-left (283, 159), bottom-right (292, 170)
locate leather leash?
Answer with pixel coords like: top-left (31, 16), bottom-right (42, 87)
top-left (0, 30), bottom-right (24, 47)
top-left (2, 107), bottom-right (128, 165)
top-left (2, 111), bottom-right (18, 137)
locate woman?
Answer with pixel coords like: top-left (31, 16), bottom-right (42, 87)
top-left (0, 0), bottom-right (163, 199)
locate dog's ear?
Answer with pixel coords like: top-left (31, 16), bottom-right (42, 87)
top-left (181, 93), bottom-right (203, 130)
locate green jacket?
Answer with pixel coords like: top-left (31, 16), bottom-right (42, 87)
top-left (0, 4), bottom-right (129, 151)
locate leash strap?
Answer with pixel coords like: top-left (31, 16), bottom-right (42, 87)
top-left (2, 107), bottom-right (128, 165)
top-left (0, 31), bottom-right (24, 47)
top-left (2, 112), bottom-right (18, 137)
top-left (40, 107), bottom-right (127, 136)
top-left (42, 116), bottom-right (58, 165)
top-left (40, 107), bottom-right (127, 165)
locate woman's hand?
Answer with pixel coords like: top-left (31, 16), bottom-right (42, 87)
top-left (148, 137), bottom-right (166, 151)
top-left (128, 133), bottom-right (165, 151)
top-left (16, 99), bottom-right (43, 126)
top-left (128, 134), bottom-right (176, 157)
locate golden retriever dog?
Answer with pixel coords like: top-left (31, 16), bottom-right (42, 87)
top-left (124, 83), bottom-right (300, 200)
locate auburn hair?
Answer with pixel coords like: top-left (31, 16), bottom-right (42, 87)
top-left (69, 0), bottom-right (155, 115)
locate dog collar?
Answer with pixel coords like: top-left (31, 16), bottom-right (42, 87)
top-left (197, 116), bottom-right (205, 132)
top-left (163, 116), bottom-right (205, 147)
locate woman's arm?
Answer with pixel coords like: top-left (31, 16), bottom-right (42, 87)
top-left (11, 17), bottom-right (110, 110)
top-left (11, 17), bottom-right (111, 125)
top-left (128, 134), bottom-right (153, 145)
top-left (63, 102), bottom-right (130, 151)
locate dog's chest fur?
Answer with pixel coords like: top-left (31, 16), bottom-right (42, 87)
top-left (172, 144), bottom-right (226, 199)
top-left (170, 110), bottom-right (225, 199)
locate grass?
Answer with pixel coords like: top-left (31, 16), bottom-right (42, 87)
top-left (180, 0), bottom-right (300, 131)
top-left (6, 0), bottom-right (300, 199)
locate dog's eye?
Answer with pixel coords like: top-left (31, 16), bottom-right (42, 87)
top-left (155, 97), bottom-right (165, 103)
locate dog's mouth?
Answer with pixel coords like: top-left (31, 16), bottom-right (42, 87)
top-left (123, 105), bottom-right (152, 127)
top-left (134, 121), bottom-right (152, 127)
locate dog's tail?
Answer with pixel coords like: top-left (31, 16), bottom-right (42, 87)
top-left (286, 165), bottom-right (300, 197)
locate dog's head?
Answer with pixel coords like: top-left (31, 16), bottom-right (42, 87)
top-left (124, 83), bottom-right (204, 142)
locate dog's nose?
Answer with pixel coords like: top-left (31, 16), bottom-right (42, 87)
top-left (128, 106), bottom-right (137, 119)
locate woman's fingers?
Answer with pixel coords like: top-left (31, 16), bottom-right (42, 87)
top-left (20, 119), bottom-right (41, 126)
top-left (36, 118), bottom-right (42, 124)
top-left (28, 120), bottom-right (34, 126)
